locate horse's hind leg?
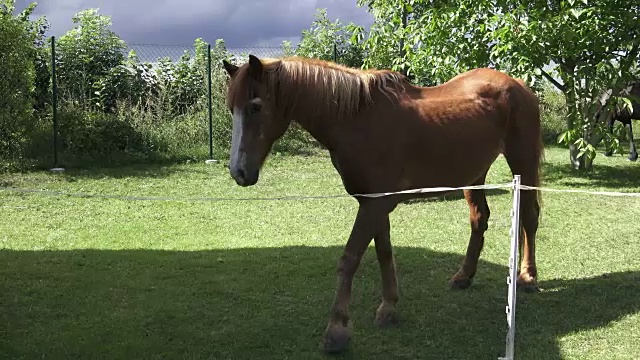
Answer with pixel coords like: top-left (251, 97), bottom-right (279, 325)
top-left (503, 149), bottom-right (541, 292)
top-left (450, 172), bottom-right (490, 289)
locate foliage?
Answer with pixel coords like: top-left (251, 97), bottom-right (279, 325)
top-left (357, 0), bottom-right (640, 169)
top-left (293, 8), bottom-right (365, 68)
top-left (490, 0), bottom-right (640, 169)
top-left (539, 82), bottom-right (568, 144)
top-left (357, 0), bottom-right (494, 85)
top-left (14, 1), bottom-right (51, 111)
top-left (0, 0), bottom-right (37, 159)
top-left (280, 40), bottom-right (296, 57)
top-left (56, 9), bottom-right (127, 107)
top-left (51, 11), bottom-right (233, 165)
top-left (93, 50), bottom-right (157, 113)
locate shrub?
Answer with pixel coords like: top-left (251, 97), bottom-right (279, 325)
top-left (0, 2), bottom-right (36, 160)
top-left (539, 82), bottom-right (567, 144)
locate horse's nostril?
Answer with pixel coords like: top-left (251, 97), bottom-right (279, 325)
top-left (237, 168), bottom-right (246, 181)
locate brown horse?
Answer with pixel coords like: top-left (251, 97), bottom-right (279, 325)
top-left (222, 55), bottom-right (543, 353)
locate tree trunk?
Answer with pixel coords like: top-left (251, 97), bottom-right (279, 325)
top-left (568, 143), bottom-right (593, 170)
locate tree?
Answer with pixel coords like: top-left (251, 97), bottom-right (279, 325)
top-left (0, 0), bottom-right (38, 159)
top-left (13, 1), bottom-right (51, 111)
top-left (293, 8), bottom-right (365, 68)
top-left (358, 0), bottom-right (640, 169)
top-left (56, 9), bottom-right (127, 107)
top-left (491, 1), bottom-right (640, 169)
top-left (358, 0), bottom-right (496, 85)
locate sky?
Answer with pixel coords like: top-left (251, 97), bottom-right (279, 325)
top-left (16, 0), bottom-right (375, 49)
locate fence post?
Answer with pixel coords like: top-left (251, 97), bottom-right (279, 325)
top-left (50, 36), bottom-right (64, 172)
top-left (399, 6), bottom-right (408, 76)
top-left (499, 174), bottom-right (521, 360)
top-left (333, 42), bottom-right (337, 63)
top-left (205, 42), bottom-right (217, 164)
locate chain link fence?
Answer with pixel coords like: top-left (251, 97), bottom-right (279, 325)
top-left (42, 39), bottom-right (292, 169)
top-left (0, 34), bottom-right (339, 170)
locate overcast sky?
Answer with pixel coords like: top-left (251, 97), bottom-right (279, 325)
top-left (16, 0), bottom-right (374, 48)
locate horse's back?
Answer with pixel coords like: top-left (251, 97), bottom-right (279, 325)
top-left (441, 68), bottom-right (536, 101)
top-left (412, 68), bottom-right (539, 131)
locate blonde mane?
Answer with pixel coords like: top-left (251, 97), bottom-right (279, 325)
top-left (232, 56), bottom-right (406, 120)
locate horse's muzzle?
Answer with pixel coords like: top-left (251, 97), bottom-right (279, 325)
top-left (230, 167), bottom-right (258, 187)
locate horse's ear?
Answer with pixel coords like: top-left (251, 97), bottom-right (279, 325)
top-left (222, 60), bottom-right (239, 77)
top-left (248, 54), bottom-right (264, 81)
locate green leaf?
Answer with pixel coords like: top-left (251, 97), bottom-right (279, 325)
top-left (570, 9), bottom-right (583, 19)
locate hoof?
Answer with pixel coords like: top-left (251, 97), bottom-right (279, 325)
top-left (322, 323), bottom-right (351, 354)
top-left (374, 302), bottom-right (399, 327)
top-left (604, 151), bottom-right (613, 157)
top-left (517, 273), bottom-right (540, 293)
top-left (449, 277), bottom-right (472, 290)
top-left (627, 154), bottom-right (638, 162)
top-left (449, 269), bottom-right (474, 290)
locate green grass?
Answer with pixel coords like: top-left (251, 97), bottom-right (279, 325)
top-left (1, 146), bottom-right (640, 360)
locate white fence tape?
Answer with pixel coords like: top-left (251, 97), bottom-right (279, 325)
top-left (2, 183), bottom-right (639, 202)
top-left (520, 185), bottom-right (640, 197)
top-left (0, 183), bottom-right (514, 202)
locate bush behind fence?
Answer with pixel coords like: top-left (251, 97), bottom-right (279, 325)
top-left (0, 35), bottom-right (320, 171)
top-left (59, 39), bottom-right (311, 167)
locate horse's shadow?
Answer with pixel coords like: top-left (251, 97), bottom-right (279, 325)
top-left (541, 158), bottom-right (640, 189)
top-left (402, 188), bottom-right (510, 204)
top-left (1, 247), bottom-right (638, 360)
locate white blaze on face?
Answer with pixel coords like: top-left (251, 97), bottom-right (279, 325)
top-left (229, 97), bottom-right (262, 182)
top-left (229, 107), bottom-right (245, 174)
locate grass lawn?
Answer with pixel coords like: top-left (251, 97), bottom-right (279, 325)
top-left (1, 146), bottom-right (640, 360)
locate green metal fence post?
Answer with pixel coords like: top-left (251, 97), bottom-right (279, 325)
top-left (206, 43), bottom-right (217, 164)
top-left (50, 36), bottom-right (64, 172)
top-left (333, 42), bottom-right (337, 63)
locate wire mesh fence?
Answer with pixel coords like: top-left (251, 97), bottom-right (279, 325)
top-left (123, 44), bottom-right (286, 63)
top-left (0, 35), bottom-right (338, 170)
top-left (42, 39), bottom-right (291, 169)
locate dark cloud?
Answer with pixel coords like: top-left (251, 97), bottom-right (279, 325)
top-left (16, 0), bottom-right (374, 48)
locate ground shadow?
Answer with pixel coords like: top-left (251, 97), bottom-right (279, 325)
top-left (1, 247), bottom-right (638, 360)
top-left (59, 162), bottom-right (221, 181)
top-left (542, 161), bottom-right (640, 189)
top-left (0, 161), bottom-right (210, 183)
top-left (402, 187), bottom-right (510, 204)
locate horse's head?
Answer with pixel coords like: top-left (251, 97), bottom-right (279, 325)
top-left (222, 55), bottom-right (291, 187)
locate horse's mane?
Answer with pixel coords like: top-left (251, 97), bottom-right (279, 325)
top-left (229, 56), bottom-right (406, 120)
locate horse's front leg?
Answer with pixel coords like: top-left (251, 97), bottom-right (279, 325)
top-left (373, 212), bottom-right (400, 327)
top-left (626, 122), bottom-right (638, 161)
top-left (322, 199), bottom-right (391, 353)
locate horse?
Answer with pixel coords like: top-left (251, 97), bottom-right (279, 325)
top-left (596, 82), bottom-right (640, 161)
top-left (222, 55), bottom-right (543, 353)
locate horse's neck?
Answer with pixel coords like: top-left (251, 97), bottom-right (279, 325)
top-left (291, 109), bottom-right (337, 150)
top-left (281, 86), bottom-right (346, 150)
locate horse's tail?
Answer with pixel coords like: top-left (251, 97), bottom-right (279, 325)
top-left (508, 78), bottom-right (545, 206)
